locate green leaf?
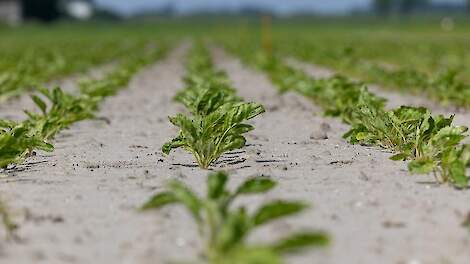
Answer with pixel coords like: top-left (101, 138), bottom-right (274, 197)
top-left (168, 180), bottom-right (202, 221)
top-left (390, 153), bottom-right (409, 161)
top-left (141, 192), bottom-right (178, 210)
top-left (271, 232), bottom-right (330, 253)
top-left (449, 160), bottom-right (468, 188)
top-left (253, 201), bottom-right (307, 227)
top-left (207, 171), bottom-right (228, 199)
top-left (408, 159), bottom-right (435, 174)
top-left (235, 177), bottom-right (276, 195)
top-left (459, 145), bottom-right (470, 166)
top-left (31, 95), bottom-right (47, 115)
top-left (218, 208), bottom-right (251, 252)
top-left (355, 132), bottom-right (368, 141)
top-left (218, 246), bottom-right (282, 264)
top-left (33, 140), bottom-right (54, 152)
top-left (0, 120), bottom-right (17, 129)
top-left (162, 136), bottom-right (185, 155)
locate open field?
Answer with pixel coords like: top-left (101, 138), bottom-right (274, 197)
top-left (1, 21), bottom-right (470, 264)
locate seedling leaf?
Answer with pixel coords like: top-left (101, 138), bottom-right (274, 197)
top-left (271, 232), bottom-right (330, 253)
top-left (253, 201), bottom-right (307, 226)
top-left (235, 177), bottom-right (276, 195)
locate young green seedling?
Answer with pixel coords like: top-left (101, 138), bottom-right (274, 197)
top-left (163, 102), bottom-right (265, 169)
top-left (142, 171), bottom-right (329, 264)
top-left (228, 43), bottom-right (470, 188)
top-left (163, 43), bottom-right (265, 169)
top-left (0, 120), bottom-right (53, 168)
top-left (26, 87), bottom-right (96, 140)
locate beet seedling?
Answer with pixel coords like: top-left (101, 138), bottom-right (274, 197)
top-left (225, 39), bottom-right (470, 188)
top-left (163, 102), bottom-right (265, 169)
top-left (0, 120), bottom-right (53, 168)
top-left (142, 171), bottom-right (329, 264)
top-left (163, 43), bottom-right (265, 169)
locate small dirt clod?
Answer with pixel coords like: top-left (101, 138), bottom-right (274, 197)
top-left (310, 130), bottom-right (328, 140)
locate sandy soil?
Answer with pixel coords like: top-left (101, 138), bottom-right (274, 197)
top-left (0, 44), bottom-right (469, 264)
top-left (213, 50), bottom-right (470, 264)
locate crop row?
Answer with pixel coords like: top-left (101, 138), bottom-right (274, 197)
top-left (162, 43), bottom-right (265, 169)
top-left (0, 41), bottom-right (168, 236)
top-left (273, 25), bottom-right (470, 75)
top-left (220, 38), bottom-right (470, 189)
top-left (274, 36), bottom-right (470, 108)
top-left (143, 43), bottom-right (328, 263)
top-left (0, 43), bottom-right (168, 170)
top-left (0, 30), bottom-right (156, 101)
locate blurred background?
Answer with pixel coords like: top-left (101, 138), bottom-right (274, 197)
top-left (0, 0), bottom-right (469, 25)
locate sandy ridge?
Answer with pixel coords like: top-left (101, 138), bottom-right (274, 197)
top-left (0, 44), bottom-right (203, 264)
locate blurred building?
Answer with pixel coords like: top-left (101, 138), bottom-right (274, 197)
top-left (0, 0), bottom-right (22, 25)
top-left (0, 0), bottom-right (94, 24)
top-left (61, 0), bottom-right (94, 20)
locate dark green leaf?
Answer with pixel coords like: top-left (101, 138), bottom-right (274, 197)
top-left (236, 177), bottom-right (276, 195)
top-left (141, 192), bottom-right (178, 210)
top-left (253, 201), bottom-right (307, 226)
top-left (168, 180), bottom-right (202, 220)
top-left (207, 171), bottom-right (228, 199)
top-left (31, 95), bottom-right (47, 115)
top-left (271, 231), bottom-right (330, 253)
top-left (408, 159), bottom-right (435, 174)
top-left (449, 160), bottom-right (468, 188)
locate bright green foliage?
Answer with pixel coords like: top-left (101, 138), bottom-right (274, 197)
top-left (142, 171), bottom-right (329, 264)
top-left (175, 45), bottom-right (241, 116)
top-left (163, 44), bottom-right (265, 168)
top-left (26, 87), bottom-right (96, 140)
top-left (0, 24), bottom-right (172, 101)
top-left (266, 26), bottom-right (470, 108)
top-left (0, 44), bottom-right (167, 169)
top-left (0, 121), bottom-right (53, 168)
top-left (163, 102), bottom-right (264, 169)
top-left (408, 132), bottom-right (470, 187)
top-left (220, 36), bottom-right (470, 188)
top-left (344, 100), bottom-right (469, 187)
top-left (255, 52), bottom-right (386, 124)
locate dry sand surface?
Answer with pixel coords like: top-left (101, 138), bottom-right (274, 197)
top-left (0, 44), bottom-right (469, 264)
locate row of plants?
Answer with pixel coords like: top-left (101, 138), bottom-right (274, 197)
top-left (0, 42), bottom-right (168, 235)
top-left (220, 39), bottom-right (470, 188)
top-left (162, 43), bottom-right (265, 169)
top-left (0, 27), bottom-right (158, 101)
top-left (0, 43), bottom-right (167, 170)
top-left (148, 43), bottom-right (329, 263)
top-left (270, 24), bottom-right (470, 78)
top-left (275, 36), bottom-right (470, 108)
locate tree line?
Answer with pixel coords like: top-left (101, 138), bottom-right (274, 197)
top-left (373, 0), bottom-right (470, 15)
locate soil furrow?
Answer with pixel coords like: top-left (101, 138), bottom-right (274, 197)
top-left (213, 49), bottom-right (470, 264)
top-left (0, 44), bottom-right (206, 264)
